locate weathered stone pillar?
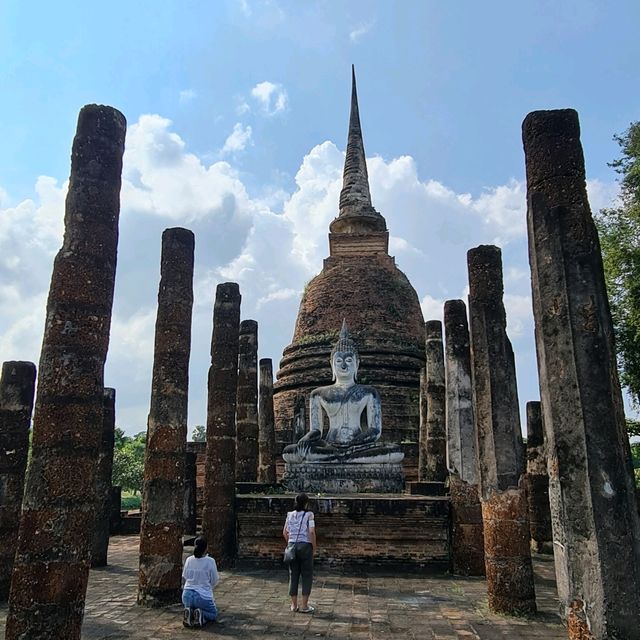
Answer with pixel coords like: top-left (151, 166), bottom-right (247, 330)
top-left (183, 450), bottom-right (197, 535)
top-left (419, 320), bottom-right (447, 482)
top-left (467, 245), bottom-right (536, 616)
top-left (5, 104), bottom-right (125, 640)
top-left (257, 358), bottom-right (276, 484)
top-left (91, 387), bottom-right (116, 567)
top-left (203, 282), bottom-right (241, 568)
top-left (138, 227), bottom-right (194, 607)
top-left (524, 109), bottom-right (640, 638)
top-left (444, 300), bottom-right (485, 576)
top-left (0, 361), bottom-right (36, 601)
top-left (418, 366), bottom-right (428, 474)
top-left (236, 319), bottom-right (259, 482)
top-left (525, 401), bottom-right (552, 554)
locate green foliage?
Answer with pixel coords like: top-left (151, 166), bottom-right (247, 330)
top-left (631, 442), bottom-right (640, 488)
top-left (112, 430), bottom-right (146, 495)
top-left (596, 122), bottom-right (640, 406)
top-left (628, 419), bottom-right (640, 439)
top-left (191, 424), bottom-right (206, 442)
top-left (120, 495), bottom-right (142, 510)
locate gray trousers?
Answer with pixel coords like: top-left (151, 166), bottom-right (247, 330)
top-left (288, 542), bottom-right (314, 596)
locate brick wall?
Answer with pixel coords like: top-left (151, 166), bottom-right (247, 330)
top-left (237, 494), bottom-right (450, 570)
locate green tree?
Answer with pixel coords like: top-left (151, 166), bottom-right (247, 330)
top-left (631, 442), bottom-right (640, 488)
top-left (111, 430), bottom-right (146, 494)
top-left (596, 121), bottom-right (640, 406)
top-left (191, 424), bottom-right (206, 442)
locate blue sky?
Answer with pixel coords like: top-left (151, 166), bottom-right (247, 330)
top-left (1, 0), bottom-right (639, 434)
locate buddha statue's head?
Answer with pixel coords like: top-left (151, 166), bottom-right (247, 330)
top-left (330, 320), bottom-right (359, 383)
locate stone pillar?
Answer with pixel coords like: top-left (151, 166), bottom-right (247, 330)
top-left (5, 104), bottom-right (126, 640)
top-left (91, 388), bottom-right (116, 567)
top-left (419, 320), bottom-right (447, 482)
top-left (467, 245), bottom-right (536, 616)
top-left (109, 486), bottom-right (122, 535)
top-left (138, 227), bottom-right (195, 607)
top-left (203, 282), bottom-right (241, 568)
top-left (443, 300), bottom-right (485, 576)
top-left (183, 450), bottom-right (197, 535)
top-left (236, 319), bottom-right (259, 482)
top-left (418, 367), bottom-right (428, 476)
top-left (257, 358), bottom-right (276, 484)
top-left (0, 361), bottom-right (36, 601)
top-left (525, 401), bottom-right (552, 554)
top-left (523, 109), bottom-right (640, 638)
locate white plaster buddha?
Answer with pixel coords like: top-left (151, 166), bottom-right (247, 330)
top-left (282, 321), bottom-right (404, 464)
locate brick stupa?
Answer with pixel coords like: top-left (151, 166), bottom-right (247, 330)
top-left (274, 67), bottom-right (425, 481)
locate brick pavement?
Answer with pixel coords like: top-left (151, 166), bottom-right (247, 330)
top-left (0, 536), bottom-right (566, 639)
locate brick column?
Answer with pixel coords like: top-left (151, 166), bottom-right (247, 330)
top-left (418, 367), bottom-right (428, 477)
top-left (91, 388), bottom-right (116, 567)
top-left (5, 104), bottom-right (125, 640)
top-left (468, 245), bottom-right (536, 616)
top-left (257, 358), bottom-right (276, 484)
top-left (183, 450), bottom-right (197, 535)
top-left (236, 319), bottom-right (259, 482)
top-left (525, 401), bottom-right (552, 554)
top-left (0, 361), bottom-right (36, 600)
top-left (420, 321), bottom-right (447, 482)
top-left (138, 227), bottom-right (194, 606)
top-left (444, 300), bottom-right (484, 576)
top-left (524, 108), bottom-right (640, 638)
top-left (203, 283), bottom-right (241, 568)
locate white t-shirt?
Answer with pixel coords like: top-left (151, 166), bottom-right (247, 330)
top-left (285, 510), bottom-right (315, 544)
top-left (182, 555), bottom-right (219, 599)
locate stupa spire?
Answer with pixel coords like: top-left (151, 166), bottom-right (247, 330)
top-left (329, 66), bottom-right (388, 254)
top-left (339, 65), bottom-right (375, 215)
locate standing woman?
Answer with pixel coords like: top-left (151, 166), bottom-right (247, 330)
top-left (182, 536), bottom-right (220, 627)
top-left (283, 492), bottom-right (316, 613)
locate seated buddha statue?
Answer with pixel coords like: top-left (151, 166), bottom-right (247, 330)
top-left (282, 322), bottom-right (404, 465)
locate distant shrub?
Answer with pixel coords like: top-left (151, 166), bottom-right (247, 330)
top-left (121, 495), bottom-right (142, 510)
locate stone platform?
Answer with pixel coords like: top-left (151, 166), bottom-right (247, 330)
top-left (0, 536), bottom-right (567, 639)
top-left (237, 493), bottom-right (449, 569)
top-left (282, 462), bottom-right (404, 493)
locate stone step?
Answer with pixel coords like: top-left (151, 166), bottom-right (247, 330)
top-left (405, 481), bottom-right (448, 496)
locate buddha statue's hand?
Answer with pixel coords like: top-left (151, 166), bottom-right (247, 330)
top-left (299, 428), bottom-right (322, 443)
top-left (351, 428), bottom-right (380, 446)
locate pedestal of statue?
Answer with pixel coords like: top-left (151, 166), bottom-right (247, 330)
top-left (282, 460), bottom-right (404, 494)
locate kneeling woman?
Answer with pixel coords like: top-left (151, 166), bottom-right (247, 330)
top-left (283, 493), bottom-right (317, 613)
top-left (182, 536), bottom-right (219, 627)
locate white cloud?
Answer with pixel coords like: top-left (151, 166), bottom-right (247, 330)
top-left (251, 81), bottom-right (288, 115)
top-left (221, 122), bottom-right (253, 154)
top-left (237, 0), bottom-right (252, 17)
top-left (471, 179), bottom-right (527, 243)
top-left (0, 114), bottom-right (620, 437)
top-left (421, 294), bottom-right (446, 324)
top-left (349, 20), bottom-right (375, 43)
top-left (236, 100), bottom-right (251, 116)
top-left (179, 89), bottom-right (197, 104)
top-left (503, 293), bottom-right (533, 338)
top-left (587, 178), bottom-right (620, 212)
top-left (257, 287), bottom-right (299, 308)
top-left (236, 0), bottom-right (285, 26)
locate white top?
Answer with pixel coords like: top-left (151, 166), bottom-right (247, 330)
top-left (285, 510), bottom-right (315, 544)
top-left (182, 555), bottom-right (219, 599)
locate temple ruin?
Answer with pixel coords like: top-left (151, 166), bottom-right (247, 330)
top-left (1, 70), bottom-right (639, 640)
top-left (273, 67), bottom-right (426, 482)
